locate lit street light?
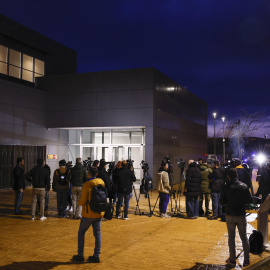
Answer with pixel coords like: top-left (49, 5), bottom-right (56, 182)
top-left (213, 112), bottom-right (217, 161)
top-left (222, 117), bottom-right (225, 163)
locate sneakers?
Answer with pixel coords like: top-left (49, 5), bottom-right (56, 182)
top-left (161, 213), bottom-right (171, 218)
top-left (225, 258), bottom-right (236, 267)
top-left (87, 256), bottom-right (100, 263)
top-left (116, 215), bottom-right (122, 219)
top-left (31, 216), bottom-right (35, 220)
top-left (40, 216), bottom-right (47, 220)
top-left (123, 216), bottom-right (129, 220)
top-left (68, 207), bottom-right (73, 212)
top-left (72, 255), bottom-right (84, 262)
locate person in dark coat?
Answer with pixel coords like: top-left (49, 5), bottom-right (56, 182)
top-left (208, 161), bottom-right (225, 220)
top-left (25, 158), bottom-right (50, 220)
top-left (220, 168), bottom-right (252, 267)
top-left (115, 160), bottom-right (136, 219)
top-left (260, 162), bottom-right (270, 203)
top-left (13, 157), bottom-right (25, 215)
top-left (234, 159), bottom-right (251, 187)
top-left (70, 157), bottom-right (87, 219)
top-left (97, 160), bottom-right (110, 194)
top-left (184, 160), bottom-right (202, 219)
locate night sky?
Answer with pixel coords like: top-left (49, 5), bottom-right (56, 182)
top-left (2, 0), bottom-right (270, 137)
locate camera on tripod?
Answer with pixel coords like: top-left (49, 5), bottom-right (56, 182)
top-left (83, 157), bottom-right (93, 171)
top-left (107, 161), bottom-right (115, 173)
top-left (177, 158), bottom-right (186, 174)
top-left (140, 160), bottom-right (153, 195)
top-left (164, 156), bottom-right (173, 174)
top-left (140, 160), bottom-right (149, 172)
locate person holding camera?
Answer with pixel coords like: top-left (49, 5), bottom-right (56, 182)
top-left (157, 161), bottom-right (171, 218)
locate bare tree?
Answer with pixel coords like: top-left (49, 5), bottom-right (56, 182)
top-left (220, 108), bottom-right (266, 158)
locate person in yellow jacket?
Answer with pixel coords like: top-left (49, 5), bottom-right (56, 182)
top-left (72, 166), bottom-right (105, 263)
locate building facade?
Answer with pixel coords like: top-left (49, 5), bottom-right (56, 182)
top-left (0, 15), bottom-right (207, 189)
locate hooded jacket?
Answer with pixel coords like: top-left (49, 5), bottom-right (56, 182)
top-left (52, 167), bottom-right (70, 190)
top-left (236, 165), bottom-right (251, 187)
top-left (116, 167), bottom-right (136, 195)
top-left (208, 167), bottom-right (225, 193)
top-left (185, 162), bottom-right (202, 197)
top-left (79, 178), bottom-right (105, 218)
top-left (199, 165), bottom-right (212, 194)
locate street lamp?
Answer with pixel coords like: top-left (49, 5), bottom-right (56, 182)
top-left (222, 117), bottom-right (225, 163)
top-left (213, 112), bottom-right (217, 160)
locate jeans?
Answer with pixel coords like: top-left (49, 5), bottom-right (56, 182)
top-left (186, 196), bottom-right (199, 217)
top-left (116, 193), bottom-right (130, 218)
top-left (226, 215), bottom-right (250, 263)
top-left (199, 193), bottom-right (210, 214)
top-left (159, 192), bottom-right (170, 213)
top-left (72, 186), bottom-right (83, 217)
top-left (57, 188), bottom-right (69, 216)
top-left (211, 192), bottom-right (222, 216)
top-left (31, 188), bottom-right (46, 217)
top-left (14, 189), bottom-right (23, 213)
top-left (78, 217), bottom-right (102, 258)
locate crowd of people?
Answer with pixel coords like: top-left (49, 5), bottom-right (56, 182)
top-left (12, 156), bottom-right (270, 266)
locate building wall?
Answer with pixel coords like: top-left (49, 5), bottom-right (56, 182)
top-left (152, 69), bottom-right (207, 185)
top-left (0, 78), bottom-right (69, 184)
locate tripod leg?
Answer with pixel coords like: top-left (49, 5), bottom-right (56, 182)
top-left (133, 185), bottom-right (141, 215)
top-left (152, 195), bottom-right (160, 214)
top-left (147, 192), bottom-right (153, 216)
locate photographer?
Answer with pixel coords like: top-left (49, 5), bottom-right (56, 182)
top-left (97, 160), bottom-right (110, 194)
top-left (157, 161), bottom-right (171, 218)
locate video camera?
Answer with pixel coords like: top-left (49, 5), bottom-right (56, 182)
top-left (66, 161), bottom-right (73, 169)
top-left (140, 160), bottom-right (149, 173)
top-left (177, 159), bottom-right (186, 173)
top-left (164, 156), bottom-right (173, 174)
top-left (83, 157), bottom-right (93, 171)
top-left (107, 161), bottom-right (115, 173)
top-left (126, 159), bottom-right (134, 170)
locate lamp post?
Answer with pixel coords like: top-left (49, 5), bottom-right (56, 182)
top-left (222, 117), bottom-right (225, 163)
top-left (213, 112), bottom-right (217, 160)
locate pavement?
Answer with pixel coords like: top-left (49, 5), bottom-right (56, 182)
top-left (0, 176), bottom-right (270, 270)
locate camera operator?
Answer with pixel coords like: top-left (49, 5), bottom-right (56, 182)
top-left (112, 161), bottom-right (122, 205)
top-left (157, 160), bottom-right (171, 218)
top-left (115, 160), bottom-right (136, 220)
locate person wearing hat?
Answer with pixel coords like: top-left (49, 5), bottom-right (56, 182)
top-left (52, 159), bottom-right (71, 217)
top-left (25, 158), bottom-right (50, 220)
top-left (157, 160), bottom-right (171, 218)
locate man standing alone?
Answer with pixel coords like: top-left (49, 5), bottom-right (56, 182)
top-left (26, 158), bottom-right (50, 220)
top-left (220, 168), bottom-right (252, 267)
top-left (13, 158), bottom-right (25, 215)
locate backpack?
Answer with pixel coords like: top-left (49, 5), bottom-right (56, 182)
top-left (57, 169), bottom-right (68, 186)
top-left (89, 184), bottom-right (108, 213)
top-left (249, 230), bottom-right (264, 255)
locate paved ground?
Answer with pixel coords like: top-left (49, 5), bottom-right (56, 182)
top-left (0, 175), bottom-right (270, 270)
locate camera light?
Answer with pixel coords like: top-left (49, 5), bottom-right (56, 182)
top-left (256, 153), bottom-right (267, 165)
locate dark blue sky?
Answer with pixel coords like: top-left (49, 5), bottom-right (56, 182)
top-left (2, 0), bottom-right (270, 136)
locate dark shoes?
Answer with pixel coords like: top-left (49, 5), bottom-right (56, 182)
top-left (14, 210), bottom-right (23, 215)
top-left (208, 215), bottom-right (218, 220)
top-left (225, 258), bottom-right (236, 267)
top-left (72, 255), bottom-right (84, 262)
top-left (88, 256), bottom-right (100, 263)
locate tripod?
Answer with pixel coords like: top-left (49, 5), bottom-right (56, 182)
top-left (133, 185), bottom-right (141, 215)
top-left (141, 170), bottom-right (154, 216)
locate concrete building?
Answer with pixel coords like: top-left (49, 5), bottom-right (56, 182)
top-left (0, 15), bottom-right (207, 189)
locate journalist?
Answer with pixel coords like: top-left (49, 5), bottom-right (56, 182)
top-left (157, 161), bottom-right (171, 218)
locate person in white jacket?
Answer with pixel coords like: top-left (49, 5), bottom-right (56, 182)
top-left (156, 161), bottom-right (171, 218)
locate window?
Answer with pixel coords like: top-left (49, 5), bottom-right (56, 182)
top-left (22, 54), bottom-right (33, 82)
top-left (9, 49), bottom-right (21, 79)
top-left (0, 45), bottom-right (7, 75)
top-left (34, 58), bottom-right (44, 78)
top-left (0, 44), bottom-right (45, 82)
